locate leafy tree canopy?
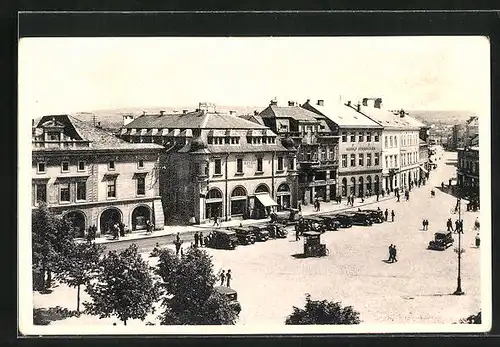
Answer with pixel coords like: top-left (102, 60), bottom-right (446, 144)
top-left (285, 294), bottom-right (361, 325)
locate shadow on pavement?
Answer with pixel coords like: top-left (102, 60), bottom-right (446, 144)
top-left (291, 253), bottom-right (307, 259)
top-left (381, 259), bottom-right (393, 264)
top-left (33, 306), bottom-right (81, 325)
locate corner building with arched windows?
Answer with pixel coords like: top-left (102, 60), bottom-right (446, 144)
top-left (120, 104), bottom-right (298, 225)
top-left (32, 115), bottom-right (164, 238)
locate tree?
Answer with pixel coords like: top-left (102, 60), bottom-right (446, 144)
top-left (460, 311), bottom-right (481, 324)
top-left (32, 203), bottom-right (75, 291)
top-left (83, 244), bottom-right (159, 325)
top-left (156, 246), bottom-right (239, 325)
top-left (54, 242), bottom-right (104, 312)
top-left (285, 294), bottom-right (361, 325)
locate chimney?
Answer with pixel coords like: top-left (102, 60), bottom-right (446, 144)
top-left (374, 98), bottom-right (382, 109)
top-left (306, 99), bottom-right (311, 104)
top-left (356, 103), bottom-right (361, 112)
top-left (142, 111), bottom-right (146, 116)
top-left (229, 110), bottom-right (236, 116)
top-left (32, 119), bottom-right (35, 127)
top-left (254, 110), bottom-right (258, 116)
top-left (97, 121), bottom-right (101, 128)
top-left (346, 101), bottom-right (351, 107)
top-left (399, 109), bottom-right (405, 118)
top-left (160, 110), bottom-right (165, 116)
top-left (317, 100), bottom-right (324, 106)
top-left (288, 101), bottom-right (296, 107)
top-left (183, 109), bottom-right (188, 114)
top-left (270, 99), bottom-right (278, 106)
top-left (362, 98), bottom-right (368, 106)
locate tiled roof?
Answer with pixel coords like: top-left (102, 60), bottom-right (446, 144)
top-left (33, 115), bottom-right (163, 151)
top-left (258, 105), bottom-right (320, 122)
top-left (359, 107), bottom-right (424, 128)
top-left (238, 114), bottom-right (266, 126)
top-left (123, 111), bottom-right (268, 130)
top-left (206, 143), bottom-right (291, 154)
top-left (301, 101), bottom-right (382, 128)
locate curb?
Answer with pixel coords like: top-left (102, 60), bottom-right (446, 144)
top-left (94, 195), bottom-right (399, 246)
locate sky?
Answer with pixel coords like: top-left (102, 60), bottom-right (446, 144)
top-left (18, 36), bottom-right (490, 118)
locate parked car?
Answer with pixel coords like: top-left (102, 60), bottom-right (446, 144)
top-left (247, 225), bottom-right (269, 242)
top-left (331, 213), bottom-right (353, 228)
top-left (317, 215), bottom-right (341, 230)
top-left (302, 216), bottom-right (327, 233)
top-left (362, 209), bottom-right (384, 223)
top-left (270, 208), bottom-right (302, 225)
top-left (265, 222), bottom-right (288, 238)
top-left (428, 232), bottom-right (454, 251)
top-left (214, 286), bottom-right (242, 314)
top-left (231, 226), bottom-right (256, 245)
top-left (204, 229), bottom-right (238, 250)
top-left (352, 212), bottom-right (373, 226)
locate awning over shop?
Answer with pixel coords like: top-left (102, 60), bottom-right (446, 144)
top-left (419, 166), bottom-right (429, 174)
top-left (255, 193), bottom-right (278, 207)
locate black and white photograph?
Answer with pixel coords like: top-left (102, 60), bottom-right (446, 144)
top-left (18, 35), bottom-right (491, 335)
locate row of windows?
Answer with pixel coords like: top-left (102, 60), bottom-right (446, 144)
top-left (460, 159), bottom-right (478, 173)
top-left (341, 132), bottom-right (380, 143)
top-left (399, 152), bottom-right (419, 166)
top-left (384, 133), bottom-right (419, 148)
top-left (212, 156), bottom-right (293, 176)
top-left (246, 137), bottom-right (276, 145)
top-left (207, 137), bottom-right (240, 145)
top-left (341, 153), bottom-right (380, 168)
top-left (33, 176), bottom-right (147, 205)
top-left (36, 160), bottom-right (145, 174)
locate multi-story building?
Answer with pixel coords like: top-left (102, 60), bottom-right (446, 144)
top-left (457, 146), bottom-right (479, 200)
top-left (32, 115), bottom-right (164, 238)
top-left (361, 107), bottom-right (426, 191)
top-left (120, 104), bottom-right (297, 224)
top-left (301, 100), bottom-right (383, 198)
top-left (257, 100), bottom-right (339, 205)
top-left (358, 105), bottom-right (426, 191)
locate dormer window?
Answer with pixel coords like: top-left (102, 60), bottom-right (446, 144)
top-left (48, 132), bottom-right (59, 141)
top-left (109, 160), bottom-right (115, 171)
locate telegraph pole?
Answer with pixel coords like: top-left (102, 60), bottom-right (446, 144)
top-left (453, 196), bottom-right (465, 295)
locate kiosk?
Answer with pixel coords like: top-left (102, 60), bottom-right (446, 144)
top-left (303, 231), bottom-right (328, 257)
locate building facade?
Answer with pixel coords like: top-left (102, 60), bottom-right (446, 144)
top-left (32, 115), bottom-right (164, 238)
top-left (457, 146), bottom-right (479, 200)
top-left (257, 100), bottom-right (339, 205)
top-left (302, 100), bottom-right (383, 198)
top-left (120, 105), bottom-right (297, 224)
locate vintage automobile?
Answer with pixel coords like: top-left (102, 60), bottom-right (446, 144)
top-left (331, 213), bottom-right (354, 228)
top-left (270, 208), bottom-right (302, 225)
top-left (362, 209), bottom-right (385, 223)
top-left (303, 231), bottom-right (328, 257)
top-left (231, 226), bottom-right (257, 245)
top-left (302, 216), bottom-right (327, 233)
top-left (246, 225), bottom-right (269, 242)
top-left (317, 215), bottom-right (341, 230)
top-left (428, 232), bottom-right (454, 251)
top-left (214, 286), bottom-right (242, 314)
top-left (264, 222), bottom-right (288, 238)
top-left (352, 212), bottom-right (373, 226)
top-left (204, 229), bottom-right (238, 250)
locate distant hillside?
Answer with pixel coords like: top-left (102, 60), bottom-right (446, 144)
top-left (406, 110), bottom-right (477, 127)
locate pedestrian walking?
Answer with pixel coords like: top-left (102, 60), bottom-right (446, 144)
top-left (448, 178), bottom-right (452, 188)
top-left (176, 232), bottom-right (181, 243)
top-left (226, 269), bottom-right (232, 287)
top-left (388, 244), bottom-right (394, 261)
top-left (474, 217), bottom-right (480, 230)
top-left (422, 219), bottom-right (426, 230)
top-left (441, 182), bottom-right (445, 190)
top-left (317, 199), bottom-right (321, 212)
top-left (351, 194), bottom-right (355, 206)
top-left (391, 210), bottom-right (395, 222)
top-left (298, 202), bottom-right (302, 212)
top-left (219, 270), bottom-right (226, 286)
top-left (392, 245), bottom-right (398, 262)
top-left (199, 231), bottom-right (204, 247)
top-left (174, 239), bottom-right (182, 256)
top-left (376, 192), bottom-right (379, 202)
top-left (213, 215), bottom-right (220, 227)
top-left (86, 227), bottom-right (93, 243)
top-left (424, 219), bottom-right (429, 230)
top-left (446, 218), bottom-right (454, 232)
top-left (347, 195), bottom-right (351, 206)
top-left (384, 209), bottom-right (389, 221)
top-left (194, 231), bottom-right (199, 247)
top-left (112, 223), bottom-right (120, 240)
top-left (475, 233), bottom-right (480, 247)
top-left (397, 193), bottom-right (400, 202)
top-left (295, 224), bottom-right (301, 241)
top-left (119, 222), bottom-right (125, 237)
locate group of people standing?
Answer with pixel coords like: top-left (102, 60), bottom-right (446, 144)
top-left (313, 198), bottom-right (321, 212)
top-left (219, 269), bottom-right (232, 287)
top-left (446, 218), bottom-right (464, 233)
top-left (387, 244), bottom-right (398, 263)
top-left (421, 219), bottom-right (430, 230)
top-left (110, 222), bottom-right (126, 240)
top-left (383, 208), bottom-right (395, 222)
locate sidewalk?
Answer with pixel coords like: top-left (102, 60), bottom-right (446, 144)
top-left (87, 192), bottom-right (402, 245)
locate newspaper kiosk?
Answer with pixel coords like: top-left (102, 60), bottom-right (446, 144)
top-left (303, 231), bottom-right (328, 257)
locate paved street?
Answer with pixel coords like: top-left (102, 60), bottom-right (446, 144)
top-left (34, 147), bottom-right (482, 326)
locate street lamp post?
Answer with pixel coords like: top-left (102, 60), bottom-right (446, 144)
top-left (453, 196), bottom-right (465, 295)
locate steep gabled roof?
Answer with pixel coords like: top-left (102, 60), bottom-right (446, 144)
top-left (258, 105), bottom-right (320, 122)
top-left (301, 100), bottom-right (382, 128)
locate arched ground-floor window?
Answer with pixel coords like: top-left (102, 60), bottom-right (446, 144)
top-left (64, 210), bottom-right (86, 238)
top-left (100, 208), bottom-right (122, 234)
top-left (131, 205), bottom-right (152, 231)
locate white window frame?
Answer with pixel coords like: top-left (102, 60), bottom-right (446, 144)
top-left (77, 160), bottom-right (86, 172)
top-left (108, 160), bottom-right (116, 171)
top-left (37, 162), bottom-right (46, 174)
top-left (61, 161), bottom-right (70, 173)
